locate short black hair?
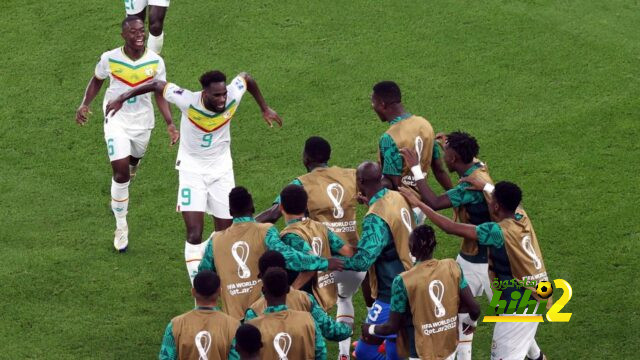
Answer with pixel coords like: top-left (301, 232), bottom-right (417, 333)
top-left (199, 70), bottom-right (227, 88)
top-left (262, 267), bottom-right (289, 298)
top-left (229, 186), bottom-right (254, 217)
top-left (235, 324), bottom-right (263, 355)
top-left (304, 136), bottom-right (331, 163)
top-left (258, 250), bottom-right (286, 277)
top-left (373, 81), bottom-right (401, 104)
top-left (410, 225), bottom-right (437, 259)
top-left (494, 181), bottom-right (522, 212)
top-left (121, 15), bottom-right (143, 30)
top-left (280, 185), bottom-right (308, 215)
top-left (446, 131), bottom-right (479, 164)
top-left (193, 270), bottom-right (220, 297)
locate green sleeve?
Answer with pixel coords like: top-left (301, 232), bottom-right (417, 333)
top-left (313, 314), bottom-right (328, 360)
top-left (281, 232), bottom-right (312, 253)
top-left (244, 308), bottom-right (258, 322)
top-left (273, 178), bottom-right (303, 204)
top-left (342, 214), bottom-right (390, 271)
top-left (308, 293), bottom-right (352, 341)
top-left (379, 134), bottom-right (403, 176)
top-left (198, 239), bottom-right (215, 273)
top-left (265, 226), bottom-right (329, 271)
top-left (159, 322), bottom-right (177, 360)
top-left (328, 230), bottom-right (346, 255)
top-left (390, 275), bottom-right (409, 313)
top-left (475, 222), bottom-right (505, 248)
top-left (446, 182), bottom-right (484, 207)
top-left (432, 142), bottom-right (441, 159)
top-left (228, 338), bottom-right (240, 360)
top-left (458, 264), bottom-right (468, 289)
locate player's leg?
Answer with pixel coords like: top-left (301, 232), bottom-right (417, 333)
top-left (208, 170), bottom-right (234, 232)
top-left (146, 1), bottom-right (169, 54)
top-left (128, 128), bottom-right (151, 180)
top-left (124, 0), bottom-right (147, 19)
top-left (526, 339), bottom-right (546, 360)
top-left (334, 270), bottom-right (366, 359)
top-left (455, 255), bottom-right (485, 360)
top-left (178, 170), bottom-right (209, 283)
top-left (491, 322), bottom-right (540, 360)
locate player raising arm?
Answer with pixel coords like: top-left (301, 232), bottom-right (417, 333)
top-left (106, 70), bottom-right (281, 282)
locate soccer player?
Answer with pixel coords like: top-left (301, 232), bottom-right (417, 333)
top-left (123, 0), bottom-right (169, 54)
top-left (371, 81), bottom-right (452, 194)
top-left (197, 186), bottom-right (343, 321)
top-left (279, 184), bottom-right (354, 310)
top-left (363, 225), bottom-right (480, 360)
top-left (255, 136), bottom-right (367, 358)
top-left (245, 251), bottom-right (352, 342)
top-left (76, 16), bottom-right (177, 252)
top-left (159, 270), bottom-right (240, 360)
top-left (341, 162), bottom-right (417, 360)
top-left (399, 183), bottom-right (548, 360)
top-left (234, 324), bottom-right (262, 360)
top-left (105, 70), bottom-right (282, 281)
top-left (400, 131), bottom-right (493, 359)
top-left (246, 267), bottom-right (327, 360)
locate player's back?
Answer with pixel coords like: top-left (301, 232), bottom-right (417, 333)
top-left (383, 115), bottom-right (435, 187)
top-left (248, 309), bottom-right (317, 360)
top-left (171, 308), bottom-right (239, 360)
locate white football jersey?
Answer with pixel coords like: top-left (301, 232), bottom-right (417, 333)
top-left (163, 75), bottom-right (247, 175)
top-left (95, 47), bottom-right (166, 129)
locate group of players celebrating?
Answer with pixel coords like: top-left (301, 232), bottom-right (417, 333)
top-left (76, 7), bottom-right (552, 360)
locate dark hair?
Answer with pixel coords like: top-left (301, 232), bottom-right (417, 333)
top-left (409, 225), bottom-right (437, 259)
top-left (193, 270), bottom-right (220, 297)
top-left (494, 181), bottom-right (522, 212)
top-left (199, 70), bottom-right (227, 88)
top-left (280, 185), bottom-right (308, 215)
top-left (373, 81), bottom-right (401, 104)
top-left (446, 131), bottom-right (479, 164)
top-left (229, 186), bottom-right (254, 217)
top-left (258, 250), bottom-right (286, 276)
top-left (262, 267), bottom-right (289, 298)
top-left (235, 324), bottom-right (263, 355)
top-left (304, 136), bottom-right (331, 163)
top-left (121, 15), bottom-right (143, 30)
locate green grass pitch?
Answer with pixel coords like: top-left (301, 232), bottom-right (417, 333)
top-left (1, 0), bottom-right (638, 358)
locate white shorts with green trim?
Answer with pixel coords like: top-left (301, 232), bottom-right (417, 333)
top-left (176, 169), bottom-right (234, 219)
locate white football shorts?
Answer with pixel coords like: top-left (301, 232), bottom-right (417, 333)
top-left (124, 0), bottom-right (170, 15)
top-left (176, 169), bottom-right (235, 219)
top-left (457, 254), bottom-right (493, 301)
top-left (103, 119), bottom-right (151, 161)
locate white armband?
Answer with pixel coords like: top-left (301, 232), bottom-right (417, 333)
top-left (483, 183), bottom-right (495, 195)
top-left (411, 165), bottom-right (424, 181)
top-left (368, 324), bottom-right (377, 336)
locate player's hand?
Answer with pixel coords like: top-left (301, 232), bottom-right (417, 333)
top-left (435, 132), bottom-right (447, 146)
top-left (76, 105), bottom-right (91, 125)
top-left (400, 147), bottom-right (420, 167)
top-left (458, 176), bottom-right (487, 191)
top-left (462, 322), bottom-right (476, 335)
top-left (327, 257), bottom-right (344, 271)
top-left (167, 123), bottom-right (180, 146)
top-left (105, 98), bottom-right (125, 118)
top-left (261, 107), bottom-right (282, 128)
top-left (398, 186), bottom-right (421, 208)
top-left (357, 192), bottom-right (370, 206)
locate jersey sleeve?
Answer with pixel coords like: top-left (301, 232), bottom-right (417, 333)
top-left (244, 308), bottom-right (258, 322)
top-left (446, 182), bottom-right (484, 207)
top-left (228, 75), bottom-right (248, 102)
top-left (458, 264), bottom-right (469, 289)
top-left (197, 240), bottom-right (216, 273)
top-left (264, 226), bottom-right (329, 271)
top-left (228, 339), bottom-right (240, 360)
top-left (159, 322), bottom-right (177, 360)
top-left (475, 222), bottom-right (505, 248)
top-left (273, 178), bottom-right (303, 204)
top-left (390, 275), bottom-right (409, 313)
top-left (94, 53), bottom-right (110, 80)
top-left (379, 134), bottom-right (403, 176)
top-left (328, 230), bottom-right (346, 255)
top-left (155, 57), bottom-right (167, 82)
top-left (308, 293), bottom-right (352, 341)
top-left (162, 83), bottom-right (194, 111)
top-left (432, 142), bottom-right (441, 159)
top-left (281, 232), bottom-right (312, 254)
top-left (342, 214), bottom-right (390, 271)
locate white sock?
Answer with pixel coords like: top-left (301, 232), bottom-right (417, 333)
top-left (185, 241), bottom-right (206, 285)
top-left (456, 313), bottom-right (473, 360)
top-left (111, 179), bottom-right (129, 229)
top-left (147, 32), bottom-right (164, 54)
top-left (527, 339), bottom-right (541, 359)
top-left (337, 295), bottom-right (355, 356)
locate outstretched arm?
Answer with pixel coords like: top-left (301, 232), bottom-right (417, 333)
top-left (400, 148), bottom-right (452, 210)
top-left (459, 286), bottom-right (481, 334)
top-left (153, 90), bottom-right (179, 145)
top-left (105, 80), bottom-right (167, 117)
top-left (255, 204), bottom-right (281, 223)
top-left (240, 72), bottom-right (282, 127)
top-left (363, 311), bottom-right (403, 337)
top-left (76, 76), bottom-right (105, 125)
top-left (398, 187), bottom-right (478, 240)
top-left (431, 156), bottom-right (453, 190)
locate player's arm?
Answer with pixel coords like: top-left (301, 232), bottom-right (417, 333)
top-left (329, 231), bottom-right (353, 257)
top-left (228, 339), bottom-right (240, 360)
top-left (379, 134), bottom-right (403, 190)
top-left (341, 214), bottom-right (389, 272)
top-left (159, 322), bottom-right (178, 360)
top-left (399, 147), bottom-right (452, 210)
top-left (399, 187), bottom-right (478, 240)
top-left (312, 315), bottom-right (328, 360)
top-left (104, 80), bottom-right (168, 116)
top-left (256, 179), bottom-right (302, 223)
top-left (459, 286), bottom-right (480, 335)
top-left (431, 145), bottom-right (453, 190)
top-left (239, 72), bottom-right (282, 127)
top-left (308, 293), bottom-right (353, 341)
top-left (365, 275), bottom-right (407, 336)
top-left (264, 227), bottom-right (344, 272)
top-left (76, 76), bottom-right (105, 125)
top-left (154, 90), bottom-right (179, 145)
